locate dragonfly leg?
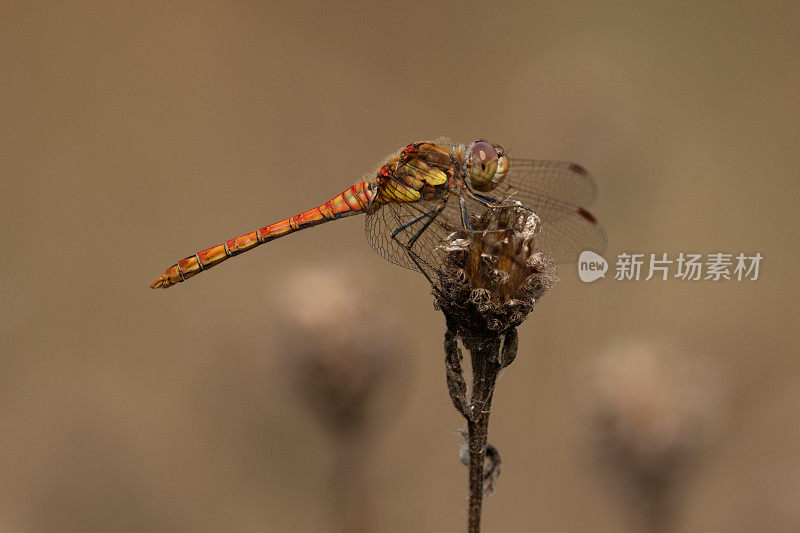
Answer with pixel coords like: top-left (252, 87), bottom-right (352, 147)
top-left (465, 189), bottom-right (535, 213)
top-left (461, 188), bottom-right (540, 237)
top-left (390, 204), bottom-right (447, 285)
top-left (459, 191), bottom-right (537, 237)
top-left (405, 248), bottom-right (437, 286)
top-left (459, 197), bottom-right (473, 230)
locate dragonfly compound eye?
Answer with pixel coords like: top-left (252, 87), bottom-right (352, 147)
top-left (468, 141), bottom-right (508, 192)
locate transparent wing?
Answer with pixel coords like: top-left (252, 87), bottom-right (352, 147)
top-left (365, 197), bottom-right (457, 280)
top-left (492, 159), bottom-right (596, 220)
top-left (487, 159), bottom-right (607, 263)
top-left (533, 209), bottom-right (607, 263)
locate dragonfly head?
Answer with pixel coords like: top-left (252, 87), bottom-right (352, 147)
top-left (465, 140), bottom-right (509, 192)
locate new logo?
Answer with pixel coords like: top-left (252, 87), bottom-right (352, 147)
top-left (578, 250), bottom-right (608, 283)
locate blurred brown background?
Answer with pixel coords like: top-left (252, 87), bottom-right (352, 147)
top-left (2, 1), bottom-right (799, 531)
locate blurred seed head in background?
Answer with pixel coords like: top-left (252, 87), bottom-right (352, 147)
top-left (586, 339), bottom-right (727, 532)
top-left (276, 266), bottom-right (405, 435)
top-left (275, 265), bottom-right (409, 532)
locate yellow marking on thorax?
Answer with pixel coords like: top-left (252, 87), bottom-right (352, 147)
top-left (381, 179), bottom-right (421, 203)
top-left (421, 168), bottom-right (448, 186)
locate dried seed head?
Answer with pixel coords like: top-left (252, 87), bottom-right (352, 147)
top-left (470, 288), bottom-right (491, 305)
top-left (435, 206), bottom-right (558, 335)
top-left (441, 235), bottom-right (471, 253)
top-left (480, 253), bottom-right (499, 266)
top-left (526, 252), bottom-right (548, 270)
top-left (277, 267), bottom-right (401, 434)
top-left (586, 339), bottom-right (725, 530)
top-left (490, 269), bottom-right (510, 284)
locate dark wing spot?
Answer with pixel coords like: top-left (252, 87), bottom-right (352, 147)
top-left (568, 163), bottom-right (588, 176)
top-left (577, 208), bottom-right (597, 224)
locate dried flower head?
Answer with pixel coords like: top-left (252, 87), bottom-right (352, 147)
top-left (587, 339), bottom-right (725, 531)
top-left (276, 267), bottom-right (404, 533)
top-left (277, 266), bottom-right (400, 434)
top-left (435, 205), bottom-right (558, 336)
top-left (434, 204), bottom-right (558, 532)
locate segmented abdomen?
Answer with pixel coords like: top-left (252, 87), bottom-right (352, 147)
top-left (150, 181), bottom-right (376, 288)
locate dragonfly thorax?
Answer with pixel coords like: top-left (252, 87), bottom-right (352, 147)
top-left (373, 142), bottom-right (455, 205)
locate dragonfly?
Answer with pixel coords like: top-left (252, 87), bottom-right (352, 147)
top-left (150, 139), bottom-right (606, 289)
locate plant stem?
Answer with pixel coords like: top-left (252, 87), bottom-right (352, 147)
top-left (464, 335), bottom-right (501, 533)
top-left (329, 428), bottom-right (370, 533)
top-left (443, 312), bottom-right (519, 531)
top-left (467, 411), bottom-right (490, 531)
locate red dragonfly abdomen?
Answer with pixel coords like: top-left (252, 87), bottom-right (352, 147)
top-left (150, 181), bottom-right (376, 288)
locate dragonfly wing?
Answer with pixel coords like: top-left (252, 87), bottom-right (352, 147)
top-left (534, 208), bottom-right (608, 263)
top-left (492, 159), bottom-right (597, 219)
top-left (487, 159), bottom-right (606, 262)
top-left (365, 197), bottom-right (456, 280)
